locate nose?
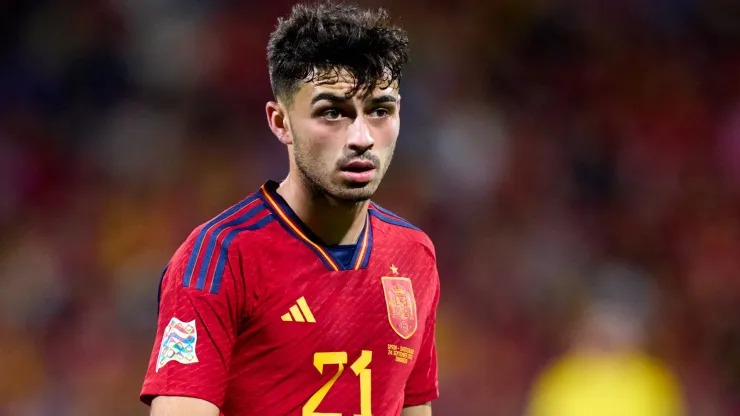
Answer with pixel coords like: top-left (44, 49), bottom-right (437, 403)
top-left (347, 117), bottom-right (375, 153)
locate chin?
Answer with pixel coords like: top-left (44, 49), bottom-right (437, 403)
top-left (330, 182), bottom-right (378, 203)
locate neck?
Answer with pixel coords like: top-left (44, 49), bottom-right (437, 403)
top-left (276, 174), bottom-right (369, 245)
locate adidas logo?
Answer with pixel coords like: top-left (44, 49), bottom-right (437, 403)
top-left (281, 297), bottom-right (316, 323)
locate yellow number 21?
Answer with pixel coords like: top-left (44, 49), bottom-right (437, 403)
top-left (303, 350), bottom-right (372, 416)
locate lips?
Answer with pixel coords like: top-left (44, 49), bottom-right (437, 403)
top-left (341, 160), bottom-right (376, 172)
top-left (340, 160), bottom-right (377, 183)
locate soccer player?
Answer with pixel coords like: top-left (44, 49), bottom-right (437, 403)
top-left (140, 3), bottom-right (440, 416)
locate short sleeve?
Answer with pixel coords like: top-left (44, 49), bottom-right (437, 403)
top-left (140, 241), bottom-right (246, 408)
top-left (403, 267), bottom-right (440, 406)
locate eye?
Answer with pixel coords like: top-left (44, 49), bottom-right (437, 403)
top-left (322, 108), bottom-right (343, 120)
top-left (369, 108), bottom-right (390, 118)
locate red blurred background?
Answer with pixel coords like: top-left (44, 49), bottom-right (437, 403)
top-left (2, 0), bottom-right (740, 414)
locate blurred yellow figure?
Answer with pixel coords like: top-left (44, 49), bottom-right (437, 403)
top-left (527, 265), bottom-right (685, 416)
top-left (528, 350), bottom-right (684, 416)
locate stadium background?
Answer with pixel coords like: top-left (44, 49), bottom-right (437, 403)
top-left (2, 0), bottom-right (740, 414)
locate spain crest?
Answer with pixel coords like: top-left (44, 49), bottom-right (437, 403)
top-left (381, 276), bottom-right (418, 339)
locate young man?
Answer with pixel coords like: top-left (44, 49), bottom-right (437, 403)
top-left (140, 3), bottom-right (440, 415)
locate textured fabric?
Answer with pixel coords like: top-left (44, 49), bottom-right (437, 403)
top-left (326, 244), bottom-right (358, 269)
top-left (141, 181), bottom-right (440, 416)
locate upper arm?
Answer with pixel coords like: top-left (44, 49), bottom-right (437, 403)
top-left (140, 234), bottom-right (250, 409)
top-left (401, 402), bottom-right (432, 416)
top-left (404, 261), bottom-right (441, 406)
top-left (150, 396), bottom-right (220, 416)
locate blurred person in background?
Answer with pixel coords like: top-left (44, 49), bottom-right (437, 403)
top-left (140, 2), bottom-right (439, 416)
top-left (526, 264), bottom-right (685, 416)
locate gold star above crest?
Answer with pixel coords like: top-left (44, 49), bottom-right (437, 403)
top-left (390, 264), bottom-right (399, 275)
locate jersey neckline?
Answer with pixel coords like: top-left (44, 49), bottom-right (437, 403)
top-left (257, 180), bottom-right (373, 272)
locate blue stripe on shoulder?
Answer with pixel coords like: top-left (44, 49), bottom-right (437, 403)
top-left (369, 209), bottom-right (421, 231)
top-left (370, 203), bottom-right (406, 220)
top-left (157, 265), bottom-right (169, 316)
top-left (194, 203), bottom-right (266, 291)
top-left (210, 214), bottom-right (274, 294)
top-left (371, 203), bottom-right (420, 230)
top-left (183, 195), bottom-right (259, 288)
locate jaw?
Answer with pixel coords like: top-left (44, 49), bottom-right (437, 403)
top-left (291, 146), bottom-right (392, 204)
top-left (328, 181), bottom-right (377, 203)
top-left (318, 172), bottom-right (381, 204)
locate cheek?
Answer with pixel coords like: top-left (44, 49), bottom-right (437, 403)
top-left (373, 122), bottom-right (399, 149)
top-left (300, 125), bottom-right (344, 163)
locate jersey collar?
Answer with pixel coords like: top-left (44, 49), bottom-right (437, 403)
top-left (258, 180), bottom-right (373, 272)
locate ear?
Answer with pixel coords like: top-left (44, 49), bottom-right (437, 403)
top-left (397, 94), bottom-right (401, 114)
top-left (266, 101), bottom-right (292, 145)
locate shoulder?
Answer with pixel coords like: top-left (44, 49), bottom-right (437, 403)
top-left (368, 202), bottom-right (436, 261)
top-left (180, 193), bottom-right (274, 253)
top-left (168, 193), bottom-right (275, 290)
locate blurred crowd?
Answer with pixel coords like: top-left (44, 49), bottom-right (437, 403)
top-left (2, 0), bottom-right (740, 415)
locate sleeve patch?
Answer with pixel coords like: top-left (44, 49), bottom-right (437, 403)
top-left (156, 317), bottom-right (199, 372)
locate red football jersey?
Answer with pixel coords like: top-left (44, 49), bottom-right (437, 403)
top-left (141, 180), bottom-right (440, 416)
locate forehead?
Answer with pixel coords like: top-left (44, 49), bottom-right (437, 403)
top-left (293, 69), bottom-right (399, 105)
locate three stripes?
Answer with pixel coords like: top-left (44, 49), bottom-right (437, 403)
top-left (281, 296), bottom-right (316, 323)
top-left (182, 195), bottom-right (272, 294)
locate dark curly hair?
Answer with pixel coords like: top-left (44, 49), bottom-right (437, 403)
top-left (267, 2), bottom-right (409, 105)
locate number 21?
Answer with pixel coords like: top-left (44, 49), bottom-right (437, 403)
top-left (303, 350), bottom-right (372, 416)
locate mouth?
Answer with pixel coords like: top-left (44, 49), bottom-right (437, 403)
top-left (340, 160), bottom-right (377, 183)
top-left (341, 160), bottom-right (376, 172)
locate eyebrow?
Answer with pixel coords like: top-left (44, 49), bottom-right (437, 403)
top-left (310, 92), bottom-right (348, 105)
top-left (369, 95), bottom-right (398, 105)
top-left (310, 93), bottom-right (398, 106)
